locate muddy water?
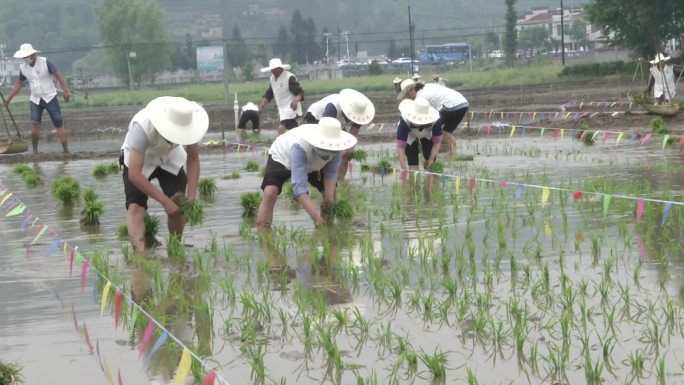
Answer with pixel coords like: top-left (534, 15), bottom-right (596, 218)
top-left (2, 135), bottom-right (684, 385)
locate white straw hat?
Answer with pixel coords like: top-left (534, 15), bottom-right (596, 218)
top-left (412, 74), bottom-right (422, 80)
top-left (13, 43), bottom-right (39, 58)
top-left (338, 89), bottom-right (375, 125)
top-left (392, 77), bottom-right (403, 84)
top-left (146, 97), bottom-right (209, 145)
top-left (300, 117), bottom-right (358, 151)
top-left (397, 78), bottom-right (419, 100)
top-left (398, 98), bottom-right (440, 126)
top-left (260, 58), bottom-right (291, 72)
top-left (650, 53), bottom-right (671, 64)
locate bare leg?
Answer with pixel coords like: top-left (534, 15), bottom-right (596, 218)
top-left (127, 203), bottom-right (147, 252)
top-left (338, 125), bottom-right (359, 181)
top-left (444, 132), bottom-right (457, 158)
top-left (276, 123), bottom-right (287, 136)
top-left (256, 186), bottom-right (279, 229)
top-left (30, 123), bottom-right (40, 154)
top-left (56, 126), bottom-right (69, 153)
top-left (168, 210), bottom-right (185, 241)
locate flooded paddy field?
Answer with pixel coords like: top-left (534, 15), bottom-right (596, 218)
top-left (3, 128), bottom-right (684, 385)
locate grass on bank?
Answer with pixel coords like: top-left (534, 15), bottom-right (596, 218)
top-left (5, 63), bottom-right (568, 110)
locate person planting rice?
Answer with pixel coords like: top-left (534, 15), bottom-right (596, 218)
top-left (644, 53), bottom-right (681, 105)
top-left (258, 58), bottom-right (304, 135)
top-left (303, 88), bottom-right (375, 180)
top-left (397, 78), bottom-right (469, 157)
top-left (119, 96), bottom-right (208, 252)
top-left (255, 117), bottom-right (357, 227)
top-left (395, 97), bottom-right (442, 174)
top-left (237, 101), bottom-right (260, 133)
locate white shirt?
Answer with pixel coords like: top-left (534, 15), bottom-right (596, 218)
top-left (270, 70), bottom-right (302, 120)
top-left (306, 94), bottom-right (341, 121)
top-left (19, 56), bottom-right (58, 104)
top-left (242, 102), bottom-right (259, 112)
top-left (651, 65), bottom-right (676, 100)
top-left (416, 83), bottom-right (468, 111)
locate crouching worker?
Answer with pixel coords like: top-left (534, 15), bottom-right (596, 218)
top-left (256, 117), bottom-right (357, 227)
top-left (120, 96), bottom-right (209, 251)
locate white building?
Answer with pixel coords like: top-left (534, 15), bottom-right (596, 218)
top-left (516, 7), bottom-right (609, 51)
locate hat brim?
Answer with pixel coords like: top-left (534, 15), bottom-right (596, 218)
top-left (260, 64), bottom-right (291, 72)
top-left (146, 97), bottom-right (209, 145)
top-left (299, 123), bottom-right (358, 151)
top-left (13, 49), bottom-right (39, 58)
top-left (339, 89), bottom-right (375, 125)
top-left (650, 56), bottom-right (671, 64)
top-left (397, 83), bottom-right (416, 100)
top-left (398, 100), bottom-right (440, 126)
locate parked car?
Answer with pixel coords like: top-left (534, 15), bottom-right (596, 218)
top-left (488, 50), bottom-right (503, 59)
top-left (391, 57), bottom-right (419, 65)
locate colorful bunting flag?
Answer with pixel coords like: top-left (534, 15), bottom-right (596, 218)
top-left (203, 370), bottom-right (217, 385)
top-left (515, 185), bottom-right (525, 199)
top-left (144, 331), bottom-right (170, 368)
top-left (455, 176), bottom-right (461, 192)
top-left (114, 290), bottom-right (124, 329)
top-left (81, 261), bottom-right (90, 292)
top-left (100, 281), bottom-right (112, 317)
top-left (542, 187), bottom-right (550, 205)
top-left (661, 202), bottom-right (672, 226)
top-left (663, 135), bottom-right (670, 149)
top-left (616, 132), bottom-right (624, 146)
top-left (174, 348), bottom-right (193, 385)
top-left (139, 318), bottom-right (155, 358)
top-left (603, 195), bottom-right (611, 217)
top-left (636, 198), bottom-right (645, 223)
top-left (640, 133), bottom-right (652, 145)
top-left (468, 178), bottom-right (475, 194)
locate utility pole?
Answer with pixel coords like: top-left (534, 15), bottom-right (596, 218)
top-left (560, 0), bottom-right (566, 66)
top-left (221, 0), bottom-right (230, 142)
top-left (341, 31), bottom-right (350, 61)
top-left (467, 36), bottom-right (473, 72)
top-left (323, 32), bottom-right (332, 64)
top-left (337, 25), bottom-right (341, 61)
top-left (408, 6), bottom-right (416, 76)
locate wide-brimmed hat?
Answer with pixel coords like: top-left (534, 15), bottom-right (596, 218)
top-left (146, 97), bottom-right (209, 145)
top-left (398, 98), bottom-right (439, 126)
top-left (260, 58), bottom-right (291, 72)
top-left (300, 117), bottom-right (358, 151)
top-left (412, 74), bottom-right (422, 80)
top-left (13, 43), bottom-right (39, 58)
top-left (650, 53), bottom-right (671, 64)
top-left (338, 89), bottom-right (375, 125)
top-left (397, 79), bottom-right (419, 100)
top-left (392, 77), bottom-right (403, 84)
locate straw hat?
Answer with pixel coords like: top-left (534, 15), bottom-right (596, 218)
top-left (412, 74), bottom-right (422, 80)
top-left (261, 58), bottom-right (291, 72)
top-left (398, 98), bottom-right (439, 126)
top-left (300, 117), bottom-right (358, 151)
top-left (146, 97), bottom-right (209, 145)
top-left (13, 43), bottom-right (39, 58)
top-left (392, 77), bottom-right (403, 84)
top-left (397, 78), bottom-right (419, 100)
top-left (338, 89), bottom-right (375, 125)
top-left (650, 53), bottom-right (671, 64)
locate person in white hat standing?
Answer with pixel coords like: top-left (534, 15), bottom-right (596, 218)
top-left (258, 58), bottom-right (304, 135)
top-left (256, 117), bottom-right (357, 227)
top-left (644, 53), bottom-right (681, 104)
top-left (119, 96), bottom-right (209, 252)
top-left (303, 88), bottom-right (375, 180)
top-left (395, 97), bottom-right (442, 174)
top-left (392, 77), bottom-right (403, 95)
top-left (4, 43), bottom-right (71, 154)
top-left (398, 78), bottom-right (469, 157)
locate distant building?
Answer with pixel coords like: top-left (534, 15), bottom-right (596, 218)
top-left (516, 7), bottom-right (609, 50)
top-left (0, 57), bottom-right (21, 87)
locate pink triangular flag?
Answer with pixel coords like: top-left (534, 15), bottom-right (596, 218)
top-left (203, 370), bottom-right (217, 385)
top-left (139, 317), bottom-right (155, 359)
top-left (636, 198), bottom-right (645, 223)
top-left (640, 133), bottom-right (652, 145)
top-left (71, 304), bottom-right (79, 332)
top-left (83, 321), bottom-right (94, 355)
top-left (468, 178), bottom-right (475, 194)
top-left (114, 290), bottom-right (124, 329)
top-left (80, 261), bottom-right (90, 292)
top-left (677, 136), bottom-right (684, 149)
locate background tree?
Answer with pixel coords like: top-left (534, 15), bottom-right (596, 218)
top-left (504, 0), bottom-right (518, 66)
top-left (586, 0), bottom-right (684, 57)
top-left (289, 10), bottom-right (307, 64)
top-left (273, 26), bottom-right (290, 59)
top-left (302, 17), bottom-right (321, 63)
top-left (227, 25), bottom-right (252, 68)
top-left (242, 61), bottom-right (255, 81)
top-left (96, 0), bottom-right (172, 86)
top-left (518, 26), bottom-right (549, 50)
top-left (170, 33), bottom-right (195, 71)
top-left (567, 21), bottom-right (587, 50)
top-left (484, 31), bottom-right (501, 53)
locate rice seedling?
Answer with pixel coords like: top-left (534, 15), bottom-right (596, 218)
top-left (245, 160), bottom-right (260, 172)
top-left (12, 164), bottom-right (31, 176)
top-left (80, 188), bottom-right (104, 226)
top-left (428, 161), bottom-right (444, 174)
top-left (627, 350), bottom-right (646, 379)
top-left (198, 177), bottom-right (218, 199)
top-left (245, 344), bottom-right (267, 385)
top-left (584, 353), bottom-right (604, 385)
top-left (418, 348), bottom-right (447, 382)
top-left (241, 192), bottom-right (262, 218)
top-left (466, 367), bottom-right (479, 385)
top-left (0, 360), bottom-right (23, 385)
top-left (116, 214), bottom-right (160, 247)
top-left (656, 356), bottom-right (666, 385)
top-left (21, 171), bottom-right (40, 187)
top-left (171, 193), bottom-right (204, 226)
top-left (321, 199), bottom-right (354, 222)
top-left (349, 149), bottom-right (368, 162)
top-left (51, 176), bottom-right (81, 205)
top-left (92, 162), bottom-right (120, 177)
top-left (374, 158), bottom-right (392, 174)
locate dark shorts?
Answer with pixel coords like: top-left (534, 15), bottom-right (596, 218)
top-left (30, 98), bottom-right (64, 128)
top-left (238, 110), bottom-right (259, 130)
top-left (302, 112), bottom-right (319, 124)
top-left (440, 106), bottom-right (468, 133)
top-left (123, 165), bottom-right (187, 210)
top-left (405, 138), bottom-right (433, 166)
top-left (280, 118), bottom-right (299, 130)
top-left (260, 155), bottom-right (325, 194)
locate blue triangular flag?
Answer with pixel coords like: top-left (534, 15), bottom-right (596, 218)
top-left (515, 185), bottom-right (525, 198)
top-left (144, 331), bottom-right (170, 368)
top-left (661, 202), bottom-right (672, 226)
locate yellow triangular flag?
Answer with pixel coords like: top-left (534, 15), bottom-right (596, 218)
top-left (509, 126), bottom-right (516, 138)
top-left (455, 176), bottom-right (461, 191)
top-left (663, 135), bottom-right (670, 149)
top-left (542, 187), bottom-right (550, 205)
top-left (540, 127), bottom-right (545, 137)
top-left (174, 348), bottom-right (193, 385)
top-left (560, 129), bottom-right (565, 141)
top-left (0, 193), bottom-right (12, 205)
top-left (103, 357), bottom-right (115, 385)
top-left (616, 132), bottom-right (624, 146)
top-left (532, 112), bottom-right (537, 120)
top-left (100, 281), bottom-right (112, 317)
